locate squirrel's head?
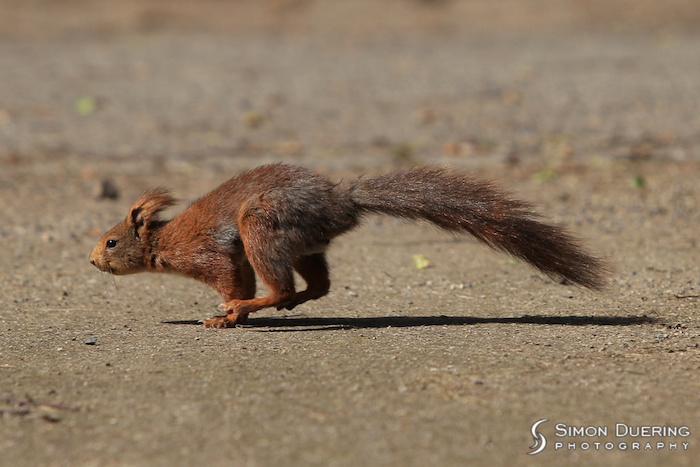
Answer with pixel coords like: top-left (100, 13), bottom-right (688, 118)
top-left (89, 188), bottom-right (176, 275)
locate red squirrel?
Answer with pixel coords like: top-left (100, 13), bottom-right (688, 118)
top-left (89, 163), bottom-right (609, 328)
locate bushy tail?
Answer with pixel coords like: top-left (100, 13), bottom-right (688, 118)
top-left (348, 167), bottom-right (609, 290)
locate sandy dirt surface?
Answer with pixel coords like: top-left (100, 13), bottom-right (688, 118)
top-left (1, 1), bottom-right (700, 466)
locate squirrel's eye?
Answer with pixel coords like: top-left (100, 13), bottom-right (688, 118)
top-left (106, 239), bottom-right (118, 249)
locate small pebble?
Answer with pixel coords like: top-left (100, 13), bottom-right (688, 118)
top-left (84, 336), bottom-right (98, 345)
top-left (95, 178), bottom-right (119, 200)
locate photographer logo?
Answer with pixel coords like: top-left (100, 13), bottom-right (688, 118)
top-left (527, 420), bottom-right (691, 455)
top-left (527, 419), bottom-right (549, 455)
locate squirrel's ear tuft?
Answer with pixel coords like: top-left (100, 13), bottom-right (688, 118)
top-left (127, 187), bottom-right (177, 237)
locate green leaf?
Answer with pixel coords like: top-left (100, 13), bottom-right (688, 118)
top-left (631, 175), bottom-right (645, 188)
top-left (534, 168), bottom-right (557, 182)
top-left (412, 254), bottom-right (430, 270)
top-left (74, 95), bottom-right (97, 116)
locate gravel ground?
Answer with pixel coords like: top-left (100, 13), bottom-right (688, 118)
top-left (1, 1), bottom-right (699, 466)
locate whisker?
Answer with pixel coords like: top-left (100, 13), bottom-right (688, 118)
top-left (109, 273), bottom-right (118, 291)
top-left (100, 271), bottom-right (118, 292)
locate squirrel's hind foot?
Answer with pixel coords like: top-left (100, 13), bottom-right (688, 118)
top-left (202, 312), bottom-right (249, 328)
top-left (275, 287), bottom-right (330, 311)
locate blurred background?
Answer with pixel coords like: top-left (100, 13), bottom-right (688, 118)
top-left (1, 0), bottom-right (699, 179)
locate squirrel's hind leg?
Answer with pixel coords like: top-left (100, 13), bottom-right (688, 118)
top-left (203, 253), bottom-right (330, 327)
top-left (204, 212), bottom-right (300, 327)
top-left (204, 286), bottom-right (296, 328)
top-left (277, 253), bottom-right (331, 311)
top-left (205, 274), bottom-right (296, 327)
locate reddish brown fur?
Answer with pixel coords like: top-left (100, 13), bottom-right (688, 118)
top-left (90, 163), bottom-right (609, 328)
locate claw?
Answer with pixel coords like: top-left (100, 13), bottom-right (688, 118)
top-left (201, 317), bottom-right (232, 328)
top-left (276, 299), bottom-right (299, 311)
top-left (201, 311), bottom-right (249, 328)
